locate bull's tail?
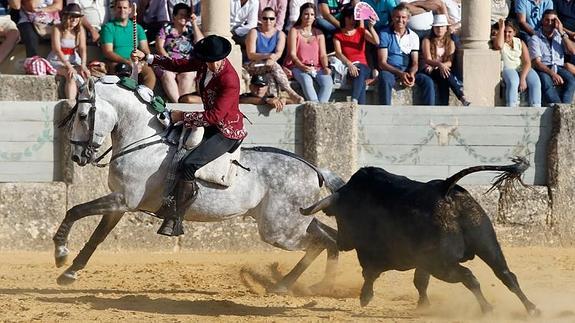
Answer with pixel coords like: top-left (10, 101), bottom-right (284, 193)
top-left (442, 156), bottom-right (529, 197)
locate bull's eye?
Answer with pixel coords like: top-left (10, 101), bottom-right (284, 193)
top-left (78, 113), bottom-right (88, 121)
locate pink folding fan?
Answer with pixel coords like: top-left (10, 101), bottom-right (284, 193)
top-left (354, 2), bottom-right (379, 21)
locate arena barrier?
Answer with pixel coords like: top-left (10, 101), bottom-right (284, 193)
top-left (1, 102), bottom-right (574, 250)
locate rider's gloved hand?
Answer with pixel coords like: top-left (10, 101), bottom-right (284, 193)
top-left (171, 110), bottom-right (184, 123)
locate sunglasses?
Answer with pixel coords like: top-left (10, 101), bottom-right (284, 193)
top-left (262, 17), bottom-right (276, 21)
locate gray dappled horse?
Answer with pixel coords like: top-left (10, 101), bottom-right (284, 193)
top-left (53, 78), bottom-right (344, 292)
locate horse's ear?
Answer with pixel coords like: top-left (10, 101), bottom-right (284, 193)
top-left (87, 77), bottom-right (95, 96)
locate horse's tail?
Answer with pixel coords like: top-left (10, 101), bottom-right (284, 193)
top-left (241, 146), bottom-right (345, 191)
top-left (318, 168), bottom-right (346, 193)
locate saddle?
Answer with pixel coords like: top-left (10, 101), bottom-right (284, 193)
top-left (182, 127), bottom-right (241, 187)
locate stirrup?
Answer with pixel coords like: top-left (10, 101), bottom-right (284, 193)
top-left (157, 218), bottom-right (184, 236)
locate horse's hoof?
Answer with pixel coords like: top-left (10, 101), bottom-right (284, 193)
top-left (308, 281), bottom-right (333, 295)
top-left (56, 271), bottom-right (77, 286)
top-left (54, 245), bottom-right (69, 268)
top-left (528, 308), bottom-right (541, 317)
top-left (268, 284), bottom-right (289, 295)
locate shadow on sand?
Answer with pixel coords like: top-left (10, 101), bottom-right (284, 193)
top-left (37, 295), bottom-right (290, 316)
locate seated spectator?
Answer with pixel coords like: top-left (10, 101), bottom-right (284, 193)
top-left (316, 0), bottom-right (357, 36)
top-left (555, 0), bottom-right (575, 38)
top-left (0, 0), bottom-right (20, 65)
top-left (168, 0), bottom-right (201, 22)
top-left (493, 19), bottom-right (541, 107)
top-left (46, 3), bottom-right (90, 99)
top-left (239, 74), bottom-right (299, 110)
top-left (333, 5), bottom-right (379, 104)
top-left (377, 3), bottom-right (435, 105)
top-left (400, 0), bottom-right (446, 38)
top-left (15, 0), bottom-right (63, 58)
top-left (246, 7), bottom-right (304, 103)
top-left (285, 3), bottom-right (333, 103)
top-left (529, 9), bottom-right (575, 104)
top-left (515, 0), bottom-right (553, 41)
top-left (317, 0), bottom-right (359, 51)
top-left (491, 0), bottom-right (511, 25)
top-left (155, 3), bottom-right (203, 103)
top-left (360, 0), bottom-right (397, 31)
top-left (421, 14), bottom-right (469, 105)
top-left (67, 0), bottom-right (110, 42)
top-left (285, 0), bottom-right (313, 30)
top-left (259, 0), bottom-right (287, 31)
top-left (136, 0), bottom-right (170, 41)
top-left (230, 0), bottom-right (258, 46)
top-left (443, 0), bottom-right (460, 34)
top-left (101, 0), bottom-right (156, 89)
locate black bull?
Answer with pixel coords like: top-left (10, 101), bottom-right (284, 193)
top-left (300, 158), bottom-right (539, 316)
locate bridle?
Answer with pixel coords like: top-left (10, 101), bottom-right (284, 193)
top-left (58, 82), bottom-right (171, 167)
top-left (58, 87), bottom-right (101, 162)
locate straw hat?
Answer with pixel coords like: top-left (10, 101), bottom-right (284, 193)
top-left (62, 3), bottom-right (84, 17)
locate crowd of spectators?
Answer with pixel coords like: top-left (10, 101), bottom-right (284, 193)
top-left (2, 0), bottom-right (575, 107)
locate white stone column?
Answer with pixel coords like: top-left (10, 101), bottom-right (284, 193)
top-left (460, 1), bottom-right (491, 49)
top-left (457, 2), bottom-right (501, 106)
top-left (202, 1), bottom-right (245, 91)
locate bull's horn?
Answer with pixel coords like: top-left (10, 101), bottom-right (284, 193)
top-left (300, 193), bottom-right (339, 215)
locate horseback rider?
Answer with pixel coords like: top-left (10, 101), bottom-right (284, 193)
top-left (131, 35), bottom-right (247, 237)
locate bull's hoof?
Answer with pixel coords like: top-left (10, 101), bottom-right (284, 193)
top-left (56, 271), bottom-right (77, 286)
top-left (416, 297), bottom-right (431, 310)
top-left (54, 245), bottom-right (69, 268)
top-left (360, 291), bottom-right (373, 307)
top-left (267, 283), bottom-right (289, 295)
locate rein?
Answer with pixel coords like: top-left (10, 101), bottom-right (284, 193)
top-left (58, 83), bottom-right (173, 168)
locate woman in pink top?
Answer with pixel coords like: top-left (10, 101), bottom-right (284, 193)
top-left (333, 5), bottom-right (379, 104)
top-left (285, 3), bottom-right (333, 102)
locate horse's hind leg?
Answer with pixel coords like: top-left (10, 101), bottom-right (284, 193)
top-left (270, 218), bottom-right (338, 293)
top-left (53, 192), bottom-right (128, 268)
top-left (57, 211), bottom-right (124, 285)
top-left (308, 219), bottom-right (338, 292)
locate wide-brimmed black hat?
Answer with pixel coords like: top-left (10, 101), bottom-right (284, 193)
top-left (62, 3), bottom-right (84, 17)
top-left (193, 35), bottom-right (232, 62)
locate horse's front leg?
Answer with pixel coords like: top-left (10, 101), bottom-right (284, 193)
top-left (57, 211), bottom-right (125, 285)
top-left (53, 192), bottom-right (128, 268)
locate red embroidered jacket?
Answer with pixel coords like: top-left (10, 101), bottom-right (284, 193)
top-left (151, 56), bottom-right (247, 140)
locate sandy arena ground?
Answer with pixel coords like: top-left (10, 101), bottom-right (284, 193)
top-left (0, 247), bottom-right (574, 322)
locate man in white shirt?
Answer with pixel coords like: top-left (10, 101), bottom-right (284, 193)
top-left (230, 0), bottom-right (258, 45)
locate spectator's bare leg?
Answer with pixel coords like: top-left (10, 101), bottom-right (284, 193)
top-left (0, 29), bottom-right (19, 65)
top-left (176, 71), bottom-right (195, 101)
top-left (160, 70), bottom-right (180, 103)
top-left (139, 64), bottom-right (157, 90)
top-left (56, 67), bottom-right (78, 100)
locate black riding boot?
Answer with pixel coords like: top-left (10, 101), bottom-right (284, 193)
top-left (157, 179), bottom-right (198, 236)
